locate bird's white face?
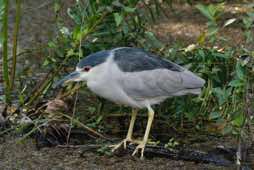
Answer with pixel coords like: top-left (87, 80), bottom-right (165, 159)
top-left (55, 65), bottom-right (93, 87)
top-left (74, 66), bottom-right (92, 82)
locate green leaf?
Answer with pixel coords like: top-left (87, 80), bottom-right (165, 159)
top-left (213, 87), bottom-right (231, 105)
top-left (72, 27), bottom-right (81, 41)
top-left (124, 6), bottom-right (136, 13)
top-left (54, 2), bottom-right (61, 13)
top-left (48, 41), bottom-right (56, 48)
top-left (88, 106), bottom-right (96, 113)
top-left (242, 17), bottom-right (253, 29)
top-left (0, 0), bottom-right (4, 18)
top-left (185, 111), bottom-right (196, 120)
top-left (144, 31), bottom-right (164, 49)
top-left (122, 21), bottom-right (129, 34)
top-left (96, 115), bottom-right (103, 124)
top-left (207, 26), bottom-right (218, 36)
top-left (236, 62), bottom-right (245, 80)
top-left (66, 49), bottom-right (76, 57)
top-left (67, 7), bottom-right (81, 25)
top-left (112, 0), bottom-right (123, 8)
top-left (43, 59), bottom-right (50, 66)
top-left (197, 32), bottom-right (206, 45)
top-left (232, 112), bottom-right (245, 127)
top-left (114, 13), bottom-right (123, 26)
top-left (222, 125), bottom-right (233, 135)
top-left (196, 4), bottom-right (213, 21)
top-left (208, 5), bottom-right (217, 17)
top-left (209, 111), bottom-right (221, 120)
top-left (197, 49), bottom-right (205, 59)
top-left (229, 79), bottom-right (243, 87)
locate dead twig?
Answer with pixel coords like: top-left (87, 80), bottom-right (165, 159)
top-left (66, 92), bottom-right (79, 144)
top-left (57, 112), bottom-right (112, 141)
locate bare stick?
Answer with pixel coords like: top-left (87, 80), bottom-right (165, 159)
top-left (66, 92), bottom-right (79, 144)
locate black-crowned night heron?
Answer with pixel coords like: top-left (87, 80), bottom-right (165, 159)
top-left (56, 47), bottom-right (205, 158)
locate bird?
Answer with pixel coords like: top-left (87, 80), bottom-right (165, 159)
top-left (56, 47), bottom-right (205, 159)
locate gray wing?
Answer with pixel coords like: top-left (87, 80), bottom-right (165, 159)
top-left (120, 69), bottom-right (205, 100)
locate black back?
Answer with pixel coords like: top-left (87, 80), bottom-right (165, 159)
top-left (113, 47), bottom-right (184, 72)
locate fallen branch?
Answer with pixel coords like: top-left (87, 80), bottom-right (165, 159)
top-left (57, 143), bottom-right (235, 166)
top-left (126, 145), bottom-right (233, 166)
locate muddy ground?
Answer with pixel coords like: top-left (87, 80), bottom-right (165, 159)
top-left (1, 0), bottom-right (254, 169)
top-left (0, 134), bottom-right (237, 170)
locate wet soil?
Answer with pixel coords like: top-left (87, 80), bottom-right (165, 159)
top-left (0, 135), bottom-right (235, 170)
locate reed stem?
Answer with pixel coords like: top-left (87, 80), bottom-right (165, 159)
top-left (2, 0), bottom-right (10, 104)
top-left (10, 0), bottom-right (22, 91)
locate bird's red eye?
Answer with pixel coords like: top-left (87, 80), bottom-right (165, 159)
top-left (83, 66), bottom-right (91, 72)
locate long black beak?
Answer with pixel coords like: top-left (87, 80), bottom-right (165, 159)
top-left (53, 71), bottom-right (80, 88)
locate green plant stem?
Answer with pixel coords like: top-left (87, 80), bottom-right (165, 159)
top-left (10, 0), bottom-right (22, 91)
top-left (0, 127), bottom-right (15, 136)
top-left (25, 12), bottom-right (108, 107)
top-left (74, 12), bottom-right (108, 47)
top-left (16, 123), bottom-right (45, 144)
top-left (2, 0), bottom-right (10, 104)
top-left (25, 66), bottom-right (59, 106)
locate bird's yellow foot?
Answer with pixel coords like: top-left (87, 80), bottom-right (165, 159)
top-left (110, 138), bottom-right (141, 152)
top-left (132, 141), bottom-right (146, 159)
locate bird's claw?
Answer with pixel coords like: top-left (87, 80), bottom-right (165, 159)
top-left (110, 139), bottom-right (146, 159)
top-left (110, 138), bottom-right (141, 152)
top-left (132, 142), bottom-right (146, 159)
top-left (110, 138), bottom-right (131, 152)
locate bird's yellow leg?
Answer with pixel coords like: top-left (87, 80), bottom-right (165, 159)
top-left (132, 105), bottom-right (154, 159)
top-left (111, 108), bottom-right (140, 152)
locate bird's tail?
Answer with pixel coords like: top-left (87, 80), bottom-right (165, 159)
top-left (181, 70), bottom-right (206, 89)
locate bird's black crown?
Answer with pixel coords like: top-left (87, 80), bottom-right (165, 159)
top-left (77, 50), bottom-right (110, 68)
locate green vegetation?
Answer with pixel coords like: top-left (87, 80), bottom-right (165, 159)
top-left (0, 0), bottom-right (21, 104)
top-left (1, 0), bottom-right (11, 104)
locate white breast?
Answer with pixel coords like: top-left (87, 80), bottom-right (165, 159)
top-left (86, 55), bottom-right (141, 108)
